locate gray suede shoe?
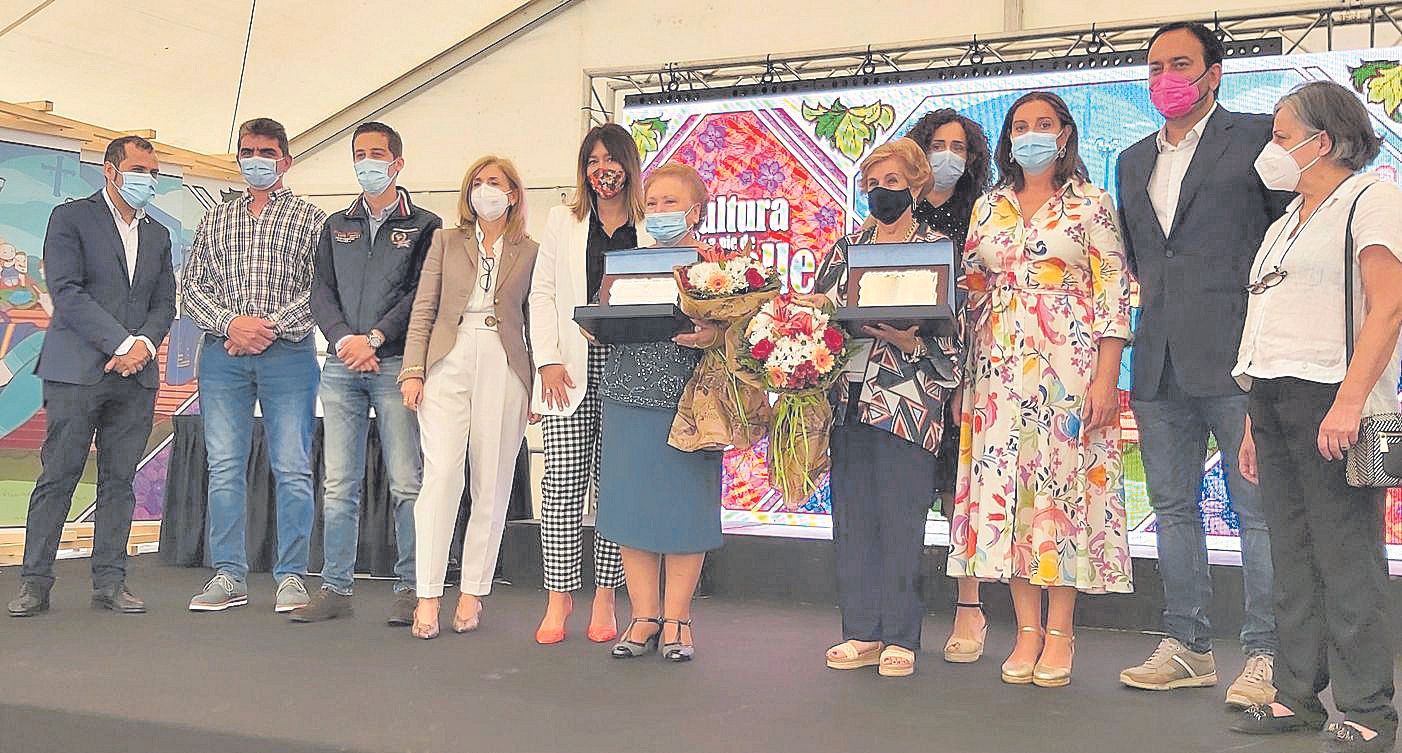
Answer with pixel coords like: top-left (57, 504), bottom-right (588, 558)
top-left (275, 576), bottom-right (310, 614)
top-left (189, 573), bottom-right (248, 612)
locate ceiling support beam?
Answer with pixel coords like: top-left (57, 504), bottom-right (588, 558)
top-left (0, 0), bottom-right (57, 40)
top-left (290, 0), bottom-right (579, 160)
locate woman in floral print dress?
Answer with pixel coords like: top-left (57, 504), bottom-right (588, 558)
top-left (948, 91), bottom-right (1134, 688)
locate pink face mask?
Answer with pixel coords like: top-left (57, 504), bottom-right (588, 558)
top-left (1149, 69), bottom-right (1208, 119)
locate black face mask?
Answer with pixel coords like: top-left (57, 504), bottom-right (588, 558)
top-left (867, 186), bottom-right (913, 226)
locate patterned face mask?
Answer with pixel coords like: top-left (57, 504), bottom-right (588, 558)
top-left (588, 167), bottom-right (626, 199)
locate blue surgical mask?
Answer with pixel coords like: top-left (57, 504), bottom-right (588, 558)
top-left (1010, 131), bottom-right (1061, 175)
top-left (927, 150), bottom-right (967, 193)
top-left (645, 208), bottom-right (693, 245)
top-left (354, 158), bottom-right (395, 196)
top-left (239, 156), bottom-right (281, 190)
top-left (115, 171), bottom-right (157, 209)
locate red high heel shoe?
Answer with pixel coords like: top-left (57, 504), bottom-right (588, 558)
top-left (535, 593), bottom-right (572, 645)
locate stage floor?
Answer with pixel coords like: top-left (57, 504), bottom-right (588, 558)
top-left (0, 557), bottom-right (1374, 753)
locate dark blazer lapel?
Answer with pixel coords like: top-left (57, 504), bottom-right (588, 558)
top-left (90, 191), bottom-right (132, 286)
top-left (1127, 143), bottom-right (1168, 247)
top-left (1168, 108), bottom-right (1234, 241)
top-left (131, 215), bottom-right (159, 287)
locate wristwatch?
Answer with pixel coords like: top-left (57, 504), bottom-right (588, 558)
top-left (366, 331), bottom-right (384, 349)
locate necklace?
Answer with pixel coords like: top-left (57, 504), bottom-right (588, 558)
top-left (1248, 177), bottom-right (1350, 286)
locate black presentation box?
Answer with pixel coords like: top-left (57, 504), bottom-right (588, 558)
top-left (834, 304), bottom-right (957, 338)
top-left (573, 304), bottom-right (693, 344)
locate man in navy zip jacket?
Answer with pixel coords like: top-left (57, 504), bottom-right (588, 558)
top-left (295, 122), bottom-right (441, 625)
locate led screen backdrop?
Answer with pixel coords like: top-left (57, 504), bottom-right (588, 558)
top-left (622, 47), bottom-right (1402, 562)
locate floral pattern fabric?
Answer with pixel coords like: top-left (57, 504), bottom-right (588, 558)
top-left (947, 180), bottom-right (1133, 594)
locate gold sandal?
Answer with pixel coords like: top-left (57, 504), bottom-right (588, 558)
top-left (1033, 629), bottom-right (1075, 688)
top-left (825, 640), bottom-right (884, 670)
top-left (878, 645), bottom-right (916, 678)
top-left (1001, 625), bottom-right (1043, 684)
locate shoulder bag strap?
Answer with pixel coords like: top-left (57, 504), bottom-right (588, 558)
top-left (1344, 183), bottom-right (1375, 365)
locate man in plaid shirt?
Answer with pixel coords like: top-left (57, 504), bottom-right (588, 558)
top-left (181, 118), bottom-right (328, 614)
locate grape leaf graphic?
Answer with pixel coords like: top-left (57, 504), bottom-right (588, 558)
top-left (801, 98), bottom-right (897, 160)
top-left (1350, 60), bottom-right (1402, 123)
top-left (631, 117), bottom-right (671, 159)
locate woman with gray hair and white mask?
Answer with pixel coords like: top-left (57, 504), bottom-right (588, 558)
top-left (1231, 80), bottom-right (1402, 753)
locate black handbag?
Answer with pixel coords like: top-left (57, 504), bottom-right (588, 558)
top-left (1341, 184), bottom-right (1402, 488)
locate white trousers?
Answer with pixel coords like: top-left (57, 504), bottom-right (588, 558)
top-left (414, 315), bottom-right (529, 598)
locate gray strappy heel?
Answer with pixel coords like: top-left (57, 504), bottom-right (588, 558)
top-left (661, 618), bottom-right (694, 663)
top-left (611, 617), bottom-right (661, 658)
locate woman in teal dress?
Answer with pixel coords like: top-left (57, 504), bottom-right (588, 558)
top-left (595, 163), bottom-right (722, 663)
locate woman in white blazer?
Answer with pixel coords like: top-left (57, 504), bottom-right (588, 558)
top-left (528, 123), bottom-right (653, 645)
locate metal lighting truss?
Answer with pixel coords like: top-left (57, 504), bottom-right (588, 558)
top-left (584, 1), bottom-right (1402, 124)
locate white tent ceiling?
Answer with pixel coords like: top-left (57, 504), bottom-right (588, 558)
top-left (0, 0), bottom-right (527, 154)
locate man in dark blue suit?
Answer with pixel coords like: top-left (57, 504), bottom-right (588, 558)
top-left (1115, 23), bottom-right (1292, 705)
top-left (8, 136), bottom-right (176, 617)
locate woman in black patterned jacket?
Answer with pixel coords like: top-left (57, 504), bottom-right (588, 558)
top-left (811, 137), bottom-right (962, 678)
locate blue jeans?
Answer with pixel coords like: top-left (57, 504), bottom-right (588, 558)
top-left (199, 335), bottom-right (319, 583)
top-left (1131, 382), bottom-right (1277, 656)
top-left (318, 356), bottom-right (420, 595)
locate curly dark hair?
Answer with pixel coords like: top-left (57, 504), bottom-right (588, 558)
top-left (905, 108), bottom-right (994, 202)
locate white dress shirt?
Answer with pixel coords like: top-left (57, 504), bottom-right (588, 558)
top-left (468, 225), bottom-right (502, 314)
top-left (1233, 173), bottom-right (1402, 417)
top-left (1147, 103), bottom-right (1218, 236)
top-left (101, 185), bottom-right (155, 358)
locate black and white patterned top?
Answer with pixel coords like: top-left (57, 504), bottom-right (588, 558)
top-left (181, 188), bottom-right (328, 342)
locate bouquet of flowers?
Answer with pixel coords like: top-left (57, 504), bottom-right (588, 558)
top-left (667, 254), bottom-right (782, 453)
top-left (736, 294), bottom-right (856, 508)
top-left (678, 256), bottom-right (780, 299)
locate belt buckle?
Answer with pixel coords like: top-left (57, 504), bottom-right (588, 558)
top-left (484, 315), bottom-right (499, 328)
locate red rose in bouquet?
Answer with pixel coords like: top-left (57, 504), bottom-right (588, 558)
top-left (823, 326), bottom-right (845, 352)
top-left (750, 338), bottom-right (775, 360)
top-left (744, 267), bottom-right (766, 290)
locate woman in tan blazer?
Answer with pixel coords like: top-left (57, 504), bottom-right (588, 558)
top-left (398, 155), bottom-right (538, 639)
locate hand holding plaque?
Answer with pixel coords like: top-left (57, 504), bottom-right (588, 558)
top-left (833, 239), bottom-right (957, 338)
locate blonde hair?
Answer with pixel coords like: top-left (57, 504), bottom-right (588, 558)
top-left (643, 162), bottom-right (709, 221)
top-left (860, 137), bottom-right (932, 201)
top-left (459, 155), bottom-right (528, 244)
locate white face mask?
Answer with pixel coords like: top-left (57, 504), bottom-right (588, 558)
top-left (471, 184), bottom-right (510, 222)
top-left (927, 149), bottom-right (967, 193)
top-left (1253, 131), bottom-right (1323, 192)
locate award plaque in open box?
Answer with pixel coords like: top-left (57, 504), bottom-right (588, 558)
top-left (833, 239), bottom-right (957, 337)
top-left (573, 247), bottom-right (698, 344)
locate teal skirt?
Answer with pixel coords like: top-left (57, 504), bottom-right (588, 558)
top-left (595, 397), bottom-right (723, 554)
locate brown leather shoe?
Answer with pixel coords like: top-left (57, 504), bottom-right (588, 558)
top-left (92, 584), bottom-right (146, 614)
top-left (8, 581), bottom-right (50, 617)
top-left (288, 588), bottom-right (352, 623)
top-left (387, 590), bottom-right (415, 627)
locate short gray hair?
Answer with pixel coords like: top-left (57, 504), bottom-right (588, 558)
top-left (1276, 80), bottom-right (1381, 171)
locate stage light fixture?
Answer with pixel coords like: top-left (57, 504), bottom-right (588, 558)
top-left (624, 36), bottom-right (1283, 107)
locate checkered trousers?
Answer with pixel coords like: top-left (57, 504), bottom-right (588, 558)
top-left (539, 343), bottom-right (624, 592)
